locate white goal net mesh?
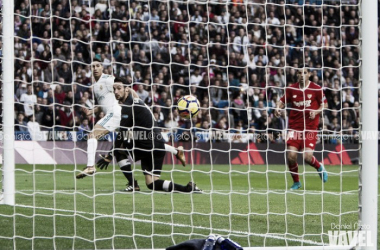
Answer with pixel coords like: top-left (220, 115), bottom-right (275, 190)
top-left (1, 0), bottom-right (362, 249)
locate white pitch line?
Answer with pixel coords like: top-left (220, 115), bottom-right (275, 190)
top-left (14, 204), bottom-right (327, 246)
top-left (249, 189), bottom-right (358, 195)
top-left (15, 172), bottom-right (360, 177)
top-left (18, 189), bottom-right (101, 192)
top-left (16, 189), bottom-right (358, 196)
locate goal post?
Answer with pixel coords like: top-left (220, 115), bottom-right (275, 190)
top-left (360, 0), bottom-right (378, 249)
top-left (0, 0), bottom-right (15, 205)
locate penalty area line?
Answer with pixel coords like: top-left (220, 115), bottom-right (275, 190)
top-left (14, 204), bottom-right (325, 246)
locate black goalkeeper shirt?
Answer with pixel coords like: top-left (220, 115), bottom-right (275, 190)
top-left (118, 94), bottom-right (165, 150)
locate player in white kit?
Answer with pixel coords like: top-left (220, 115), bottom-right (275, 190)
top-left (76, 59), bottom-right (122, 178)
top-left (76, 59), bottom-right (186, 182)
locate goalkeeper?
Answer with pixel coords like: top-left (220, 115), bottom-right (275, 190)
top-left (97, 77), bottom-right (202, 193)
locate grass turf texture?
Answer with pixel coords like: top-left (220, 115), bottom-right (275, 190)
top-left (0, 164), bottom-right (361, 249)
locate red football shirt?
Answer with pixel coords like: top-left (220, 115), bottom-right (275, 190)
top-left (280, 82), bottom-right (326, 131)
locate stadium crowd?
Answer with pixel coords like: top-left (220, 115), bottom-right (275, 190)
top-left (10, 0), bottom-right (364, 143)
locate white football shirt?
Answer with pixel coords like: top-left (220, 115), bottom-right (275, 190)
top-left (93, 73), bottom-right (120, 115)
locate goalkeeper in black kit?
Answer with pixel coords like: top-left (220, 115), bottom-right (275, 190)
top-left (97, 77), bottom-right (202, 193)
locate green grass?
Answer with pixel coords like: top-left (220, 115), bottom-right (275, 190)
top-left (0, 164), bottom-right (362, 249)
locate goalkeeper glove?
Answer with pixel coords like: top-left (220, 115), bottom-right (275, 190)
top-left (97, 153), bottom-right (113, 170)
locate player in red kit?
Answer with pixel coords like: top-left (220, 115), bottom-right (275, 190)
top-left (275, 67), bottom-right (328, 190)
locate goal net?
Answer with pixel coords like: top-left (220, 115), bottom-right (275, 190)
top-left (0, 0), bottom-right (373, 249)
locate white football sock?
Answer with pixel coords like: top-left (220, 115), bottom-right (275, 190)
top-left (87, 138), bottom-right (98, 167)
top-left (162, 180), bottom-right (172, 192)
top-left (165, 144), bottom-right (178, 155)
top-left (118, 159), bottom-right (130, 168)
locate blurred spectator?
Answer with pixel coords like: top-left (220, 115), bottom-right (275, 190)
top-left (58, 101), bottom-right (74, 130)
top-left (78, 118), bottom-right (90, 132)
top-left (154, 112), bottom-right (165, 128)
top-left (37, 83), bottom-right (50, 99)
top-left (27, 116), bottom-right (42, 140)
top-left (42, 62), bottom-right (59, 83)
top-left (210, 79), bottom-right (223, 106)
top-left (231, 95), bottom-right (247, 124)
top-left (329, 117), bottom-right (341, 133)
top-left (34, 104), bottom-right (45, 125)
top-left (342, 89), bottom-right (355, 105)
top-left (54, 84), bottom-right (66, 104)
top-left (20, 85), bottom-right (37, 120)
top-left (190, 68), bottom-right (202, 85)
top-left (16, 82), bottom-right (28, 99)
top-left (15, 113), bottom-right (28, 132)
top-left (58, 63), bottom-right (73, 84)
top-left (136, 84), bottom-right (149, 102)
top-left (164, 113), bottom-right (178, 134)
top-left (53, 48), bottom-right (66, 68)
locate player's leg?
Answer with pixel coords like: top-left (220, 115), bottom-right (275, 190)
top-left (286, 130), bottom-right (302, 189)
top-left (142, 149), bottom-right (201, 193)
top-left (114, 149), bottom-right (140, 191)
top-left (77, 112), bottom-right (120, 179)
top-left (303, 131), bottom-right (328, 183)
top-left (287, 146), bottom-right (301, 190)
top-left (164, 144), bottom-right (186, 167)
top-left (303, 149), bottom-right (328, 183)
top-left (145, 174), bottom-right (202, 193)
top-left (303, 148), bottom-right (320, 169)
top-left (76, 124), bottom-right (110, 179)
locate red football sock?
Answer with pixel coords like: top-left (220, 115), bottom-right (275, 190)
top-left (309, 156), bottom-right (321, 169)
top-left (288, 162), bottom-right (299, 182)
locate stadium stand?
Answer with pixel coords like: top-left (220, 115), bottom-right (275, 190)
top-left (11, 0), bottom-right (365, 144)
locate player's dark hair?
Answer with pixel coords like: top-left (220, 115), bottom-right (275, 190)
top-left (92, 58), bottom-right (102, 63)
top-left (297, 64), bottom-right (310, 73)
top-left (303, 64), bottom-right (310, 72)
top-left (114, 76), bottom-right (129, 88)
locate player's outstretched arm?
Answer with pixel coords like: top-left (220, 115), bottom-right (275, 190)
top-left (83, 106), bottom-right (101, 116)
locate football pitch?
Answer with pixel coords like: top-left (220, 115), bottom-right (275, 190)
top-left (0, 164), bottom-right (363, 249)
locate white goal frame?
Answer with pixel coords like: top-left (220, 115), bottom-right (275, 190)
top-left (1, 0), bottom-right (377, 249)
top-left (359, 1), bottom-right (378, 250)
top-left (1, 0), bottom-right (15, 205)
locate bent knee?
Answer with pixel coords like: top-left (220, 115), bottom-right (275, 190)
top-left (88, 132), bottom-right (96, 139)
top-left (146, 182), bottom-right (154, 190)
top-left (287, 153), bottom-right (297, 164)
top-left (303, 153), bottom-right (314, 163)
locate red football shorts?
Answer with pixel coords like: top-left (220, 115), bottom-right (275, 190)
top-left (286, 130), bottom-right (318, 150)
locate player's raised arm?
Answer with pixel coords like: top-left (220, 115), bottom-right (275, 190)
top-left (83, 106), bottom-right (101, 116)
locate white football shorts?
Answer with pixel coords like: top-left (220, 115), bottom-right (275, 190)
top-left (97, 112), bottom-right (121, 132)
